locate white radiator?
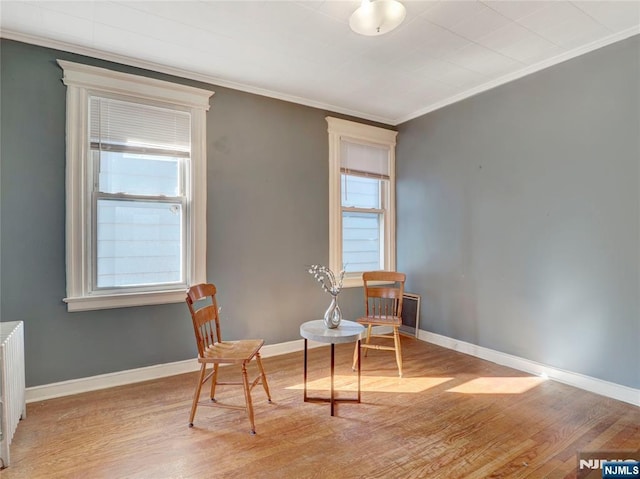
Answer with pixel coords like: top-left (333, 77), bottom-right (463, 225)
top-left (0, 321), bottom-right (26, 469)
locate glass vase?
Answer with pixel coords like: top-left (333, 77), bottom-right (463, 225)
top-left (324, 295), bottom-right (342, 329)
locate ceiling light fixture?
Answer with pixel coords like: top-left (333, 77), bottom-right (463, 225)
top-left (349, 0), bottom-right (407, 36)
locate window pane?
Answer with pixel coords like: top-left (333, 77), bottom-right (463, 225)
top-left (342, 211), bottom-right (382, 272)
top-left (96, 199), bottom-right (183, 288)
top-left (341, 174), bottom-right (380, 208)
top-left (97, 151), bottom-right (181, 196)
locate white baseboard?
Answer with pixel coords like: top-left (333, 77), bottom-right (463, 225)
top-left (25, 358), bottom-right (199, 403)
top-left (27, 333), bottom-right (639, 407)
top-left (25, 339), bottom-right (320, 403)
top-left (418, 330), bottom-right (640, 407)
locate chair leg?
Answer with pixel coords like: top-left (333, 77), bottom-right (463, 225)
top-left (255, 353), bottom-right (272, 402)
top-left (352, 340), bottom-right (359, 371)
top-left (241, 362), bottom-right (257, 435)
top-left (209, 364), bottom-right (219, 401)
top-left (393, 327), bottom-right (403, 378)
top-left (189, 363), bottom-right (207, 426)
top-left (364, 325), bottom-right (373, 357)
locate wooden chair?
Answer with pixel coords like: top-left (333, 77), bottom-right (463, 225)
top-left (352, 271), bottom-right (406, 377)
top-left (185, 283), bottom-right (271, 435)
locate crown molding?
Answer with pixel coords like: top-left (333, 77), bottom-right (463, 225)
top-left (395, 27), bottom-right (640, 125)
top-left (2, 27), bottom-right (638, 127)
top-left (0, 29), bottom-right (393, 126)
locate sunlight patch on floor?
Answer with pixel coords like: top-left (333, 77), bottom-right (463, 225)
top-left (446, 376), bottom-right (546, 394)
top-left (286, 376), bottom-right (454, 393)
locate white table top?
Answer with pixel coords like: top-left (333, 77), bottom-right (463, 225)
top-left (300, 320), bottom-right (364, 344)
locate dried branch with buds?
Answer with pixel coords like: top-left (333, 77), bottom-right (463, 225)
top-left (306, 265), bottom-right (345, 297)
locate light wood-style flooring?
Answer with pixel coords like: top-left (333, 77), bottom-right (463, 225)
top-left (4, 338), bottom-right (639, 478)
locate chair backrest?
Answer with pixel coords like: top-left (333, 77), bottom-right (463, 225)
top-left (362, 271), bottom-right (406, 319)
top-left (186, 283), bottom-right (222, 358)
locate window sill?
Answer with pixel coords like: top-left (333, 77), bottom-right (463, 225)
top-left (342, 277), bottom-right (394, 289)
top-left (342, 276), bottom-right (364, 288)
top-left (63, 289), bottom-right (187, 312)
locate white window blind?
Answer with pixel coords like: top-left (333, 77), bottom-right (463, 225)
top-left (90, 97), bottom-right (191, 157)
top-left (340, 140), bottom-right (390, 179)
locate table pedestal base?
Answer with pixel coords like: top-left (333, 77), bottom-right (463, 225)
top-left (303, 339), bottom-right (361, 416)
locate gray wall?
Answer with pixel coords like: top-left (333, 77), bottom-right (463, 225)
top-left (0, 39), bottom-right (370, 387)
top-left (3, 36), bottom-right (638, 392)
top-left (397, 35), bottom-right (640, 389)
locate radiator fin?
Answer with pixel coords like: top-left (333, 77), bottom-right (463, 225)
top-left (0, 321), bottom-right (26, 469)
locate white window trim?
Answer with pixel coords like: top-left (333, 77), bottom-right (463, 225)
top-left (326, 117), bottom-right (398, 288)
top-left (58, 60), bottom-right (214, 311)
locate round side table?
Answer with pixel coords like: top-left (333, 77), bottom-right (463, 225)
top-left (299, 319), bottom-right (365, 416)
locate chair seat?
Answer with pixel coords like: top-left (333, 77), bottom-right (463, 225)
top-left (357, 315), bottom-right (402, 327)
top-left (200, 339), bottom-right (264, 363)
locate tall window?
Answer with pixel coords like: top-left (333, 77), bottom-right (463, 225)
top-left (327, 117), bottom-right (397, 287)
top-left (59, 60), bottom-right (213, 311)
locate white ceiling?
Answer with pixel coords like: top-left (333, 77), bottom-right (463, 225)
top-left (1, 1), bottom-right (639, 125)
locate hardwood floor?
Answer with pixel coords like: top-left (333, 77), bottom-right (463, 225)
top-left (5, 339), bottom-right (639, 479)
